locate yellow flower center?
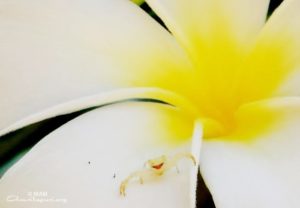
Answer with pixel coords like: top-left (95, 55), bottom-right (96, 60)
top-left (132, 10), bottom-right (298, 141)
top-left (170, 32), bottom-right (294, 139)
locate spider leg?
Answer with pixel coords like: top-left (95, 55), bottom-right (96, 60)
top-left (120, 170), bottom-right (149, 196)
top-left (172, 153), bottom-right (196, 166)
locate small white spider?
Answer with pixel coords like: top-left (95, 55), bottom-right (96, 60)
top-left (120, 153), bottom-right (196, 196)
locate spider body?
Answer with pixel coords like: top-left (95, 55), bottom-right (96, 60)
top-left (120, 153), bottom-right (196, 196)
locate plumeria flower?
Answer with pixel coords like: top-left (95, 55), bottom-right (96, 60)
top-left (0, 0), bottom-right (299, 207)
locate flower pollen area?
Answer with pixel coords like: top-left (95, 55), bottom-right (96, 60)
top-left (169, 20), bottom-right (295, 140)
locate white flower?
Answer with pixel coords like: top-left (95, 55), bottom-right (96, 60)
top-left (0, 0), bottom-right (300, 207)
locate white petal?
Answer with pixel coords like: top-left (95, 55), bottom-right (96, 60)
top-left (146, 0), bottom-right (270, 50)
top-left (254, 0), bottom-right (300, 97)
top-left (276, 68), bottom-right (300, 97)
top-left (0, 0), bottom-right (190, 132)
top-left (200, 97), bottom-right (300, 208)
top-left (0, 102), bottom-right (202, 208)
